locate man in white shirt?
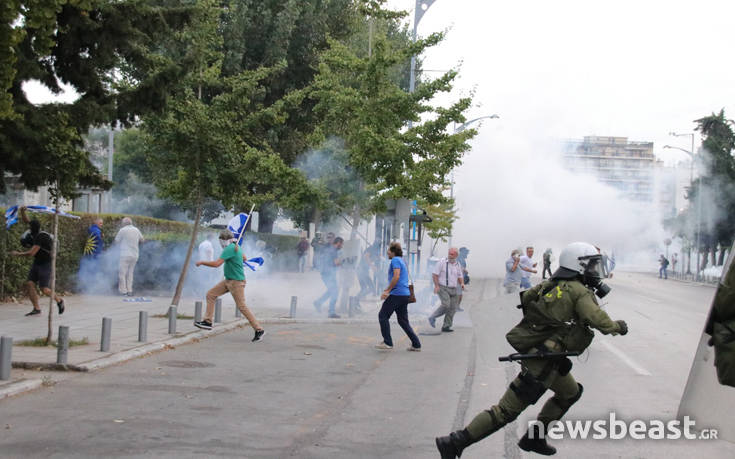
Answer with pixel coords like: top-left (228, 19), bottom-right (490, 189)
top-left (519, 246), bottom-right (537, 289)
top-left (114, 217), bottom-right (145, 296)
top-left (428, 247), bottom-right (465, 332)
top-left (198, 233), bottom-right (218, 288)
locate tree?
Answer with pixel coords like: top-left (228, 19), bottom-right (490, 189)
top-left (144, 0), bottom-right (314, 305)
top-left (310, 1), bottom-right (476, 239)
top-left (219, 0), bottom-right (357, 232)
top-left (688, 109), bottom-right (735, 268)
top-left (420, 194), bottom-right (457, 256)
top-left (1, 0), bottom-right (194, 193)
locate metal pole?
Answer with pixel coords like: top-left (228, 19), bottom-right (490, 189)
top-left (194, 301), bottom-right (202, 322)
top-left (138, 311), bottom-right (148, 342)
top-left (0, 336), bottom-right (12, 380)
top-left (289, 296), bottom-right (297, 318)
top-left (57, 326), bottom-right (69, 364)
top-left (100, 317), bottom-right (112, 352)
top-left (168, 306), bottom-right (177, 334)
top-left (214, 299), bottom-right (222, 323)
top-left (235, 306), bottom-right (242, 318)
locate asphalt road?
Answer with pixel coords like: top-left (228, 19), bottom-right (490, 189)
top-left (1, 274), bottom-right (734, 458)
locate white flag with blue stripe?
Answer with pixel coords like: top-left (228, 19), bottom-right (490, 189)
top-left (227, 212), bottom-right (249, 245)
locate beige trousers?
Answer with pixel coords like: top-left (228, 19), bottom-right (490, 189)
top-left (205, 279), bottom-right (261, 330)
top-left (118, 256), bottom-right (138, 294)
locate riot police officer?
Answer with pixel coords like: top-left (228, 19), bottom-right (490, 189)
top-left (435, 242), bottom-right (628, 457)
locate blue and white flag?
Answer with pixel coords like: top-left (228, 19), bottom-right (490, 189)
top-left (5, 205), bottom-right (18, 230)
top-left (227, 212), bottom-right (250, 245)
top-left (244, 257), bottom-right (265, 271)
top-left (26, 205), bottom-right (80, 220)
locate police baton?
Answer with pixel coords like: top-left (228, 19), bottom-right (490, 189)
top-left (498, 351), bottom-right (580, 362)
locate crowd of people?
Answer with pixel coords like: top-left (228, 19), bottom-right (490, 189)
top-left (9, 208), bottom-right (147, 317)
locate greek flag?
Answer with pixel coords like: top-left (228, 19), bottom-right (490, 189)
top-left (244, 257), bottom-right (265, 271)
top-left (26, 205), bottom-right (80, 220)
top-left (227, 212), bottom-right (250, 245)
top-left (5, 206), bottom-right (18, 230)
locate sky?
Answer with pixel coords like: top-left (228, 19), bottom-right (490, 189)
top-left (387, 0), bottom-right (735, 274)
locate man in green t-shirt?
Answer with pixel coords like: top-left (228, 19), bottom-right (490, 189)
top-left (194, 230), bottom-right (265, 342)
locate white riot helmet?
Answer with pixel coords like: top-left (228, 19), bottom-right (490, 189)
top-left (556, 242), bottom-right (610, 297)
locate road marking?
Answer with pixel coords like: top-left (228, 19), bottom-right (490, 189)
top-left (599, 339), bottom-right (652, 376)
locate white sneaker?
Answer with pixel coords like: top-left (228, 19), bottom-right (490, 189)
top-left (407, 346), bottom-right (421, 352)
top-left (374, 342), bottom-right (393, 350)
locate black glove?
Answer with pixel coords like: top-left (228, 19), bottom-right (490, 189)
top-left (616, 320), bottom-right (628, 336)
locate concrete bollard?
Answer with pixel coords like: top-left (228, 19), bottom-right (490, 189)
top-left (100, 317), bottom-right (112, 352)
top-left (0, 336), bottom-right (12, 380)
top-left (138, 311), bottom-right (148, 342)
top-left (57, 326), bottom-right (69, 365)
top-left (194, 301), bottom-right (203, 322)
top-left (289, 296), bottom-right (298, 318)
top-left (168, 306), bottom-right (177, 334)
top-left (214, 299), bottom-right (222, 323)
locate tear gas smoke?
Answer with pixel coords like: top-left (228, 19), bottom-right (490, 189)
top-left (452, 130), bottom-right (670, 277)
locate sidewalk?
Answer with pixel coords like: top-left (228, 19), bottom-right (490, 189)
top-left (0, 270), bottom-right (449, 397)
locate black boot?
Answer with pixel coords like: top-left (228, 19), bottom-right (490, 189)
top-left (435, 429), bottom-right (472, 458)
top-left (518, 424), bottom-right (556, 455)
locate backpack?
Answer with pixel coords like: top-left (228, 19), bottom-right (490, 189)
top-left (506, 281), bottom-right (593, 353)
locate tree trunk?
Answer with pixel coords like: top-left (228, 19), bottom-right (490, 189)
top-left (350, 204), bottom-right (361, 241)
top-left (171, 199), bottom-right (203, 306)
top-left (257, 202), bottom-right (277, 233)
top-left (47, 198), bottom-right (60, 345)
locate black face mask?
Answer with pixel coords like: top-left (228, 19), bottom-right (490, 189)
top-left (583, 275), bottom-right (611, 298)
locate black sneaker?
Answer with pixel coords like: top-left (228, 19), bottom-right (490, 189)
top-left (252, 329), bottom-right (266, 342)
top-left (25, 309), bottom-right (41, 316)
top-left (57, 300), bottom-right (65, 315)
top-left (441, 327), bottom-right (454, 333)
top-left (328, 313), bottom-right (341, 319)
top-left (194, 320), bottom-right (212, 330)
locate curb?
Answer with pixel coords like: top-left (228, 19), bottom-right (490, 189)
top-left (0, 314), bottom-right (424, 400)
top-left (0, 378), bottom-right (44, 400)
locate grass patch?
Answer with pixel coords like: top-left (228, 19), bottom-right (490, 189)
top-left (16, 337), bottom-right (89, 347)
top-left (151, 313), bottom-right (195, 320)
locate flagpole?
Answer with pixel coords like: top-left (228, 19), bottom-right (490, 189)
top-left (235, 204), bottom-right (256, 246)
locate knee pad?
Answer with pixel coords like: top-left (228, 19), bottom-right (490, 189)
top-left (510, 371), bottom-right (547, 405)
top-left (556, 383), bottom-right (584, 411)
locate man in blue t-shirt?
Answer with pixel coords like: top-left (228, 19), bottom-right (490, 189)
top-left (375, 241), bottom-right (421, 351)
top-left (313, 236), bottom-right (344, 318)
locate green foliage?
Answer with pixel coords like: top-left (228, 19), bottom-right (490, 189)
top-left (1, 0), bottom-right (193, 194)
top-left (310, 0), bottom-right (476, 217)
top-left (420, 193), bottom-right (457, 246)
top-left (690, 110), bottom-right (735, 251)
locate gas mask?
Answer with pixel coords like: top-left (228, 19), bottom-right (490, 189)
top-left (580, 255), bottom-right (611, 298)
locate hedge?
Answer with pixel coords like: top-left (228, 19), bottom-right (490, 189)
top-left (0, 209), bottom-right (300, 299)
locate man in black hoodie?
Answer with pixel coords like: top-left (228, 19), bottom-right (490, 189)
top-left (9, 206), bottom-right (65, 316)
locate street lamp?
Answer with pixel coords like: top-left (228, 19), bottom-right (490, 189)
top-left (664, 135), bottom-right (702, 281)
top-left (409, 0), bottom-right (439, 94)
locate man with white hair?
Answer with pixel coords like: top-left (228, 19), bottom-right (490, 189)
top-left (503, 249), bottom-right (523, 294)
top-left (114, 217), bottom-right (144, 296)
top-left (428, 247), bottom-right (465, 332)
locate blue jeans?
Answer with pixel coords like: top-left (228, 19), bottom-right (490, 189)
top-left (379, 295), bottom-right (421, 348)
top-left (659, 266), bottom-right (668, 279)
top-left (298, 254), bottom-right (306, 273)
top-left (520, 277), bottom-right (532, 289)
top-left (315, 271), bottom-right (339, 314)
